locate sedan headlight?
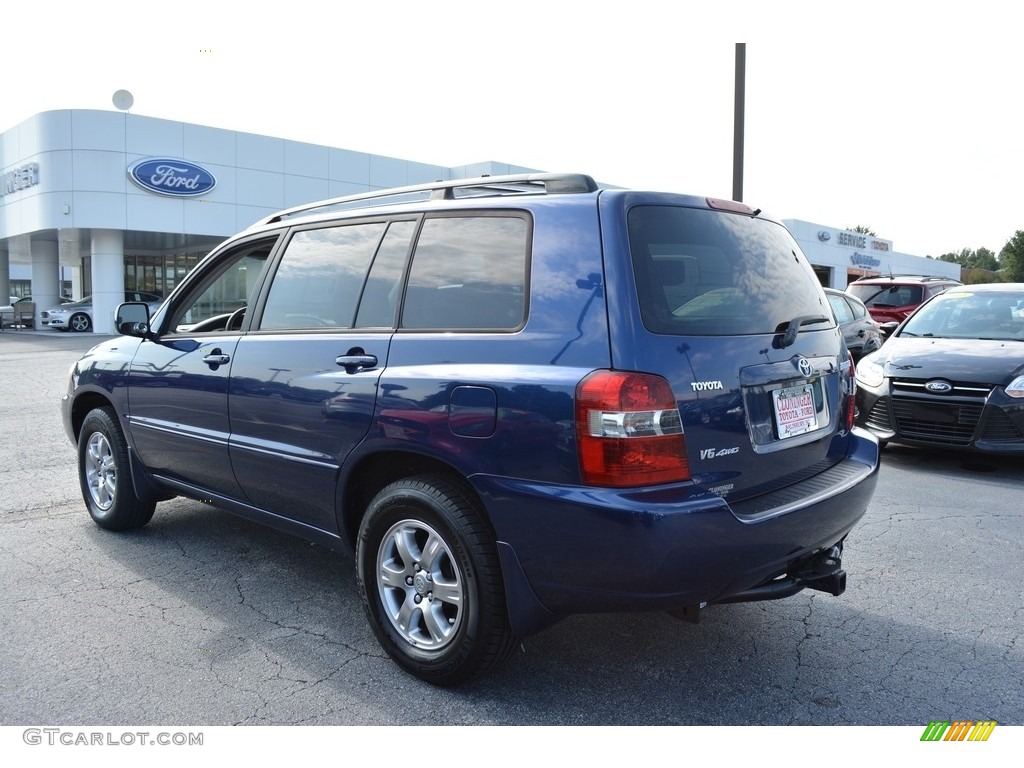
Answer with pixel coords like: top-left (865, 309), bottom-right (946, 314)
top-left (1006, 375), bottom-right (1024, 398)
top-left (856, 356), bottom-right (886, 389)
top-left (49, 308), bottom-right (67, 316)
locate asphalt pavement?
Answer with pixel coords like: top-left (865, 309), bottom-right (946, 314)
top-left (1, 329), bottom-right (1021, 726)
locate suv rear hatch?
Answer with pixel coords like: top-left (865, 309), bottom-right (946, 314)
top-left (599, 192), bottom-right (853, 503)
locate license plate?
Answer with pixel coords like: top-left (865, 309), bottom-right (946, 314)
top-left (772, 383), bottom-right (820, 439)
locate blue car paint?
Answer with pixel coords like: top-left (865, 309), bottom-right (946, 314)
top-left (63, 183), bottom-right (879, 641)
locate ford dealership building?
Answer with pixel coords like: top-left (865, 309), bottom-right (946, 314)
top-left (1, 109), bottom-right (957, 333)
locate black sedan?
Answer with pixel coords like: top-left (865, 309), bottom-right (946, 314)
top-left (825, 288), bottom-right (883, 362)
top-left (855, 283), bottom-right (1024, 453)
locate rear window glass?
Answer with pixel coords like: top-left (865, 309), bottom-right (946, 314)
top-left (628, 206), bottom-right (828, 335)
top-left (848, 283), bottom-right (924, 307)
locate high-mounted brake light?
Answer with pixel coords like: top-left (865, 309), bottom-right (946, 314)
top-left (706, 197), bottom-right (758, 216)
top-left (576, 371), bottom-right (690, 487)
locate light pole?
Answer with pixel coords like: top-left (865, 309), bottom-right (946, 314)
top-left (733, 43), bottom-right (746, 203)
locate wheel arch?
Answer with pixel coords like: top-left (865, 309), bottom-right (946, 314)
top-left (69, 391), bottom-right (117, 444)
top-left (71, 394), bottom-right (168, 505)
top-left (338, 450), bottom-right (482, 550)
top-left (338, 449), bottom-right (558, 637)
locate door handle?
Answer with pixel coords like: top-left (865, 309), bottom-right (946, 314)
top-left (336, 353), bottom-right (378, 373)
top-left (202, 349), bottom-right (231, 368)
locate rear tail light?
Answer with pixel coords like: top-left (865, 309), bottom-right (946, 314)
top-left (576, 370), bottom-right (690, 487)
top-left (843, 352), bottom-right (856, 432)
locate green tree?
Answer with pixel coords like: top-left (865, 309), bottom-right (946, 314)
top-left (970, 247), bottom-right (998, 271)
top-left (849, 225), bottom-right (876, 235)
top-left (937, 247), bottom-right (998, 271)
top-left (961, 268), bottom-right (999, 285)
top-left (999, 231), bottom-right (1024, 282)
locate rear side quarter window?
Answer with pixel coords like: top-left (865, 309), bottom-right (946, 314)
top-left (400, 214), bottom-right (530, 331)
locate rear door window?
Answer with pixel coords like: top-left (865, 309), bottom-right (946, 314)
top-left (627, 206), bottom-right (827, 335)
top-left (827, 293), bottom-right (855, 324)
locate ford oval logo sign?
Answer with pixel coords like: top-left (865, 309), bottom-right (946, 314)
top-left (128, 158), bottom-right (217, 197)
top-left (817, 230), bottom-right (831, 242)
top-left (925, 380), bottom-right (953, 393)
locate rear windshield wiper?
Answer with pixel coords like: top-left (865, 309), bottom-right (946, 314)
top-left (778, 315), bottom-right (831, 349)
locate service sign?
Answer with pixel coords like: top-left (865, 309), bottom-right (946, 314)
top-left (128, 158), bottom-right (217, 197)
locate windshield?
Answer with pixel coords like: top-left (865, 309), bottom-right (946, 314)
top-left (901, 290), bottom-right (1024, 340)
top-left (628, 206), bottom-right (829, 335)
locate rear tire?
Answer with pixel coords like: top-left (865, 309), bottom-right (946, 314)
top-left (78, 408), bottom-right (155, 531)
top-left (356, 474), bottom-right (518, 685)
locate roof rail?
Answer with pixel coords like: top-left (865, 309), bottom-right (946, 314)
top-left (852, 274), bottom-right (961, 282)
top-left (251, 172), bottom-right (600, 228)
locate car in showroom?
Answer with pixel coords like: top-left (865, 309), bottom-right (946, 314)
top-left (846, 274), bottom-right (962, 325)
top-left (61, 173), bottom-right (879, 685)
top-left (44, 291), bottom-right (163, 332)
top-left (856, 282), bottom-right (1024, 453)
top-left (824, 288), bottom-right (883, 362)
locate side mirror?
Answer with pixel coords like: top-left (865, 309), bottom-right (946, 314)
top-left (115, 302), bottom-right (152, 338)
top-left (879, 321), bottom-right (899, 340)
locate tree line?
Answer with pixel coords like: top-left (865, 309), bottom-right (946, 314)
top-left (935, 231), bottom-right (1024, 284)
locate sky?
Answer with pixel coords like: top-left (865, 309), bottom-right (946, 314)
top-left (5, 1), bottom-right (1022, 258)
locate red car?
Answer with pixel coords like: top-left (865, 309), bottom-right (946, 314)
top-left (846, 275), bottom-right (961, 325)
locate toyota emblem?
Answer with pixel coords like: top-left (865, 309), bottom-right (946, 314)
top-left (797, 357), bottom-right (814, 378)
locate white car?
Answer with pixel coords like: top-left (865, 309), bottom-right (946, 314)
top-left (1, 296), bottom-right (17, 326)
top-left (44, 292), bottom-right (163, 332)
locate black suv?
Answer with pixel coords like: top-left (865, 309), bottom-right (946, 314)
top-left (63, 173), bottom-right (879, 684)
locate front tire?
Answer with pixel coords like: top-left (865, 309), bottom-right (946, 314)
top-left (356, 474), bottom-right (518, 685)
top-left (69, 312), bottom-right (92, 332)
top-left (78, 408), bottom-right (155, 531)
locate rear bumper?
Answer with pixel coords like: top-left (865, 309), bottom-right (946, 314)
top-left (476, 428), bottom-right (879, 634)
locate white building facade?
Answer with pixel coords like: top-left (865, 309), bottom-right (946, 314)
top-left (784, 219), bottom-right (960, 289)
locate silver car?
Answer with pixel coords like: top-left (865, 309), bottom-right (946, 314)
top-left (45, 292), bottom-right (163, 332)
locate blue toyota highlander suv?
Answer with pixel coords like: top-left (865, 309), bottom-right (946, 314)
top-left (62, 173), bottom-right (879, 685)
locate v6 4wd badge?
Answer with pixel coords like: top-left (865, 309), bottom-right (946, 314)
top-left (700, 446), bottom-right (739, 460)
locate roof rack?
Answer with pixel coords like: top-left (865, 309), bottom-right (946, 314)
top-left (252, 172), bottom-right (600, 228)
top-left (851, 274), bottom-right (961, 282)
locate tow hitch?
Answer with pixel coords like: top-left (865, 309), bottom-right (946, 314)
top-left (720, 544), bottom-right (847, 603)
top-left (796, 545), bottom-right (847, 597)
top-left (670, 544), bottom-right (848, 622)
